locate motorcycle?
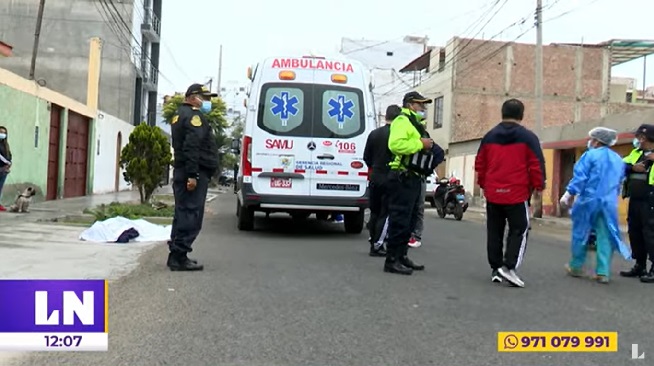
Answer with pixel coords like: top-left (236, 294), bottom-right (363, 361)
top-left (433, 178), bottom-right (468, 221)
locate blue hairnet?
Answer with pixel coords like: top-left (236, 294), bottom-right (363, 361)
top-left (589, 127), bottom-right (618, 146)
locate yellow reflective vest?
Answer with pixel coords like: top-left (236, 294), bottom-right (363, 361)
top-left (623, 149), bottom-right (654, 186)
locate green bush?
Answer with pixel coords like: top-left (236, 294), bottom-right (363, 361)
top-left (84, 202), bottom-right (174, 221)
top-left (120, 123), bottom-right (172, 203)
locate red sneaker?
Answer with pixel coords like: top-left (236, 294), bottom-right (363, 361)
top-left (408, 237), bottom-right (422, 248)
top-left (0, 205), bottom-right (6, 212)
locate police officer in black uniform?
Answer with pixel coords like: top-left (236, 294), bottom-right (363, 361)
top-left (620, 124), bottom-right (654, 282)
top-left (167, 83), bottom-right (219, 271)
top-left (363, 105), bottom-right (401, 257)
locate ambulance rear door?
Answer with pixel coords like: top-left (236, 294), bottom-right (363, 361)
top-left (248, 60), bottom-right (314, 198)
top-left (309, 68), bottom-right (371, 200)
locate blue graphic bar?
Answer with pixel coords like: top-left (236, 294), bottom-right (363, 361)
top-left (0, 280), bottom-right (107, 333)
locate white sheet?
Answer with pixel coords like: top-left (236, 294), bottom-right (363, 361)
top-left (79, 216), bottom-right (172, 243)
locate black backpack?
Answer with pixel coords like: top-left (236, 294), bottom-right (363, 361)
top-left (398, 112), bottom-right (445, 176)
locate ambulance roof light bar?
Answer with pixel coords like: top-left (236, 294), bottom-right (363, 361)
top-left (278, 70), bottom-right (296, 80)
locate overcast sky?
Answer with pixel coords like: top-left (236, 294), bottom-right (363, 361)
top-left (156, 0), bottom-right (654, 95)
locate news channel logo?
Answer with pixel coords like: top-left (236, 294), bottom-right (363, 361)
top-left (0, 279), bottom-right (108, 351)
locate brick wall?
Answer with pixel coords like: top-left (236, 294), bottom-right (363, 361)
top-left (450, 39), bottom-right (609, 142)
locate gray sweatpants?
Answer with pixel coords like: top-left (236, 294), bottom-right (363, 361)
top-left (412, 180), bottom-right (426, 240)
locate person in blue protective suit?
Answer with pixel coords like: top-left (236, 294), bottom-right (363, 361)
top-left (559, 127), bottom-right (631, 284)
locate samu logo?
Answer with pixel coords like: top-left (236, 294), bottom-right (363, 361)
top-left (632, 344), bottom-right (645, 360)
top-left (34, 291), bottom-right (95, 325)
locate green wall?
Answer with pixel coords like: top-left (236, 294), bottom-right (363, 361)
top-left (0, 85), bottom-right (51, 205)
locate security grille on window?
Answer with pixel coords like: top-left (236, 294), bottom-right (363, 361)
top-left (433, 96), bottom-right (444, 129)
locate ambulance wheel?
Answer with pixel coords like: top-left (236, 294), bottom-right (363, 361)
top-left (344, 211), bottom-right (364, 234)
top-left (237, 202), bottom-right (254, 231)
top-left (236, 199), bottom-right (240, 217)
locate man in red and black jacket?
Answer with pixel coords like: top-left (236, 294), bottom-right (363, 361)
top-left (475, 98), bottom-right (545, 288)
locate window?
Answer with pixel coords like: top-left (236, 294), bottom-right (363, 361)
top-left (433, 96), bottom-right (444, 129)
top-left (320, 89), bottom-right (364, 137)
top-left (386, 51), bottom-right (394, 56)
top-left (438, 49), bottom-right (446, 72)
top-left (260, 86), bottom-right (306, 136)
top-left (257, 83), bottom-right (366, 138)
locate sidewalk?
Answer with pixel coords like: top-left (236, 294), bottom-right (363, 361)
top-left (0, 187), bottom-right (172, 279)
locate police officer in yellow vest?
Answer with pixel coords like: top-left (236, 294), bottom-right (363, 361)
top-left (620, 124), bottom-right (654, 283)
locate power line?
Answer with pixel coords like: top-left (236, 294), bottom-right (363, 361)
top-left (363, 0), bottom-right (512, 102)
top-left (96, 0), bottom-right (175, 87)
top-left (379, 8), bottom-right (535, 99)
top-left (341, 0), bottom-right (501, 55)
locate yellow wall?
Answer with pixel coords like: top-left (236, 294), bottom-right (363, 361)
top-left (542, 149), bottom-right (554, 206)
top-left (0, 66), bottom-right (95, 118)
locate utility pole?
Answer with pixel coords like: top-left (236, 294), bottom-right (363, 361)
top-left (29, 0), bottom-right (47, 80)
top-left (533, 0), bottom-right (544, 218)
top-left (217, 45), bottom-right (223, 96)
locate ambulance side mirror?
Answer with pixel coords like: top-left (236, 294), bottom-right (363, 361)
top-left (231, 139), bottom-right (241, 154)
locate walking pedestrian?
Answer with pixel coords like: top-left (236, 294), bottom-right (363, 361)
top-left (474, 99), bottom-right (545, 287)
top-left (364, 105), bottom-right (401, 256)
top-left (620, 124), bottom-right (654, 283)
top-left (168, 83), bottom-right (219, 271)
top-left (559, 127), bottom-right (631, 284)
top-left (384, 91), bottom-right (443, 275)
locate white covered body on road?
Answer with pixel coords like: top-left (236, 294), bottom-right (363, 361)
top-left (79, 216), bottom-right (171, 243)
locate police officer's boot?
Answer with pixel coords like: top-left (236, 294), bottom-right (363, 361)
top-left (399, 245), bottom-right (425, 270)
top-left (167, 243), bottom-right (197, 264)
top-left (168, 252), bottom-right (204, 271)
top-left (383, 247), bottom-right (412, 275)
top-left (639, 265), bottom-right (654, 283)
top-left (619, 263), bottom-right (647, 278)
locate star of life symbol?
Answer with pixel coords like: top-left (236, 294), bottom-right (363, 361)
top-left (270, 91), bottom-right (299, 127)
top-left (327, 95), bottom-right (354, 129)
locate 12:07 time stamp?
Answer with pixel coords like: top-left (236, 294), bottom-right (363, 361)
top-left (44, 334), bottom-right (83, 348)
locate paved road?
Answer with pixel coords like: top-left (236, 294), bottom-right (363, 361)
top-left (10, 195), bottom-right (653, 366)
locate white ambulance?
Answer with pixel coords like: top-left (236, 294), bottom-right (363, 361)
top-left (232, 55), bottom-right (377, 233)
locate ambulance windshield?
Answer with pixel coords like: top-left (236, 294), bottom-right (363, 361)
top-left (257, 82), bottom-right (365, 139)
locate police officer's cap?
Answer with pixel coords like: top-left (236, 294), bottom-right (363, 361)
top-left (185, 83), bottom-right (218, 98)
top-left (634, 124), bottom-right (654, 141)
top-left (403, 91), bottom-right (432, 105)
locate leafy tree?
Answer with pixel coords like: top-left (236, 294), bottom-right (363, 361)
top-left (120, 123), bottom-right (172, 204)
top-left (230, 115), bottom-right (244, 140)
top-left (161, 93), bottom-right (229, 136)
top-left (221, 153), bottom-right (238, 171)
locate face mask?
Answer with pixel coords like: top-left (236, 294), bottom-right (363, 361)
top-left (200, 101), bottom-right (212, 114)
top-left (0, 133), bottom-right (6, 140)
top-left (587, 140), bottom-right (593, 150)
top-left (633, 138), bottom-right (641, 149)
top-left (417, 111), bottom-right (426, 119)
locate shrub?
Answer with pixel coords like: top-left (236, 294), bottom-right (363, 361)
top-left (120, 123), bottom-right (172, 203)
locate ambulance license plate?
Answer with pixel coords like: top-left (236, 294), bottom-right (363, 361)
top-left (270, 177), bottom-right (292, 189)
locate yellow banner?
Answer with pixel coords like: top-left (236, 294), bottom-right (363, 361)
top-left (497, 332), bottom-right (618, 352)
